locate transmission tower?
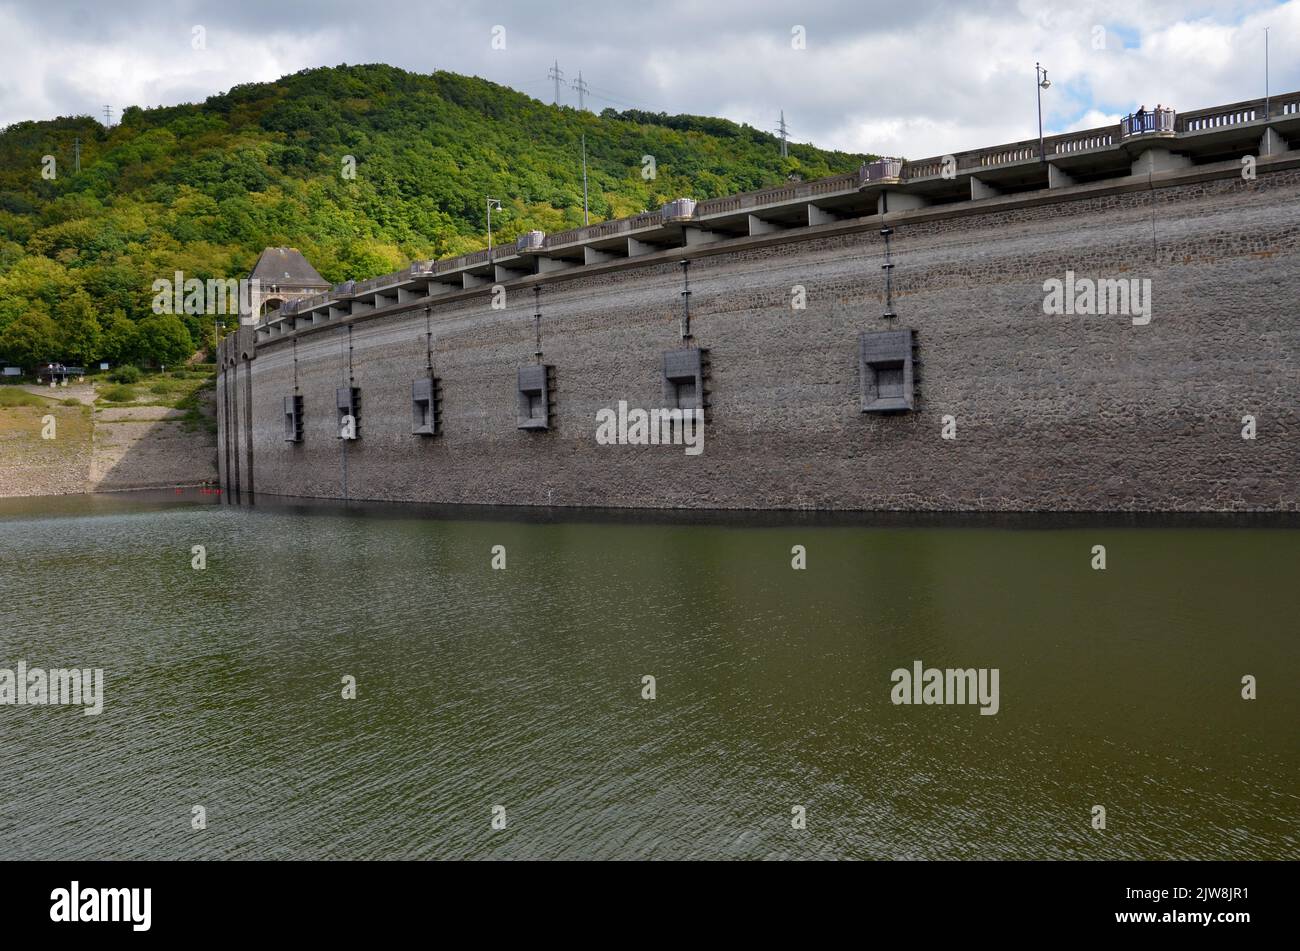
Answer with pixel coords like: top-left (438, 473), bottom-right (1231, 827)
top-left (547, 61), bottom-right (564, 105)
top-left (571, 71), bottom-right (589, 111)
top-left (777, 110), bottom-right (789, 158)
top-left (103, 105), bottom-right (113, 127)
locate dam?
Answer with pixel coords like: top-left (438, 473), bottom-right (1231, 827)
top-left (216, 92), bottom-right (1300, 511)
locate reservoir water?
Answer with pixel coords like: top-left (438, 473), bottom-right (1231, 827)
top-left (1, 492), bottom-right (1295, 859)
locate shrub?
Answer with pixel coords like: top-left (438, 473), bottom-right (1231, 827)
top-left (100, 384), bottom-right (137, 403)
top-left (108, 366), bottom-right (142, 384)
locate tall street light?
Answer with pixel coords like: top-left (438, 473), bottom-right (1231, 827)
top-left (581, 134), bottom-right (590, 226)
top-left (1264, 27), bottom-right (1270, 118)
top-left (1036, 63), bottom-right (1051, 164)
top-left (486, 197), bottom-right (503, 261)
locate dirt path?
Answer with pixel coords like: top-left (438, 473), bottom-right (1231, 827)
top-left (19, 382), bottom-right (97, 406)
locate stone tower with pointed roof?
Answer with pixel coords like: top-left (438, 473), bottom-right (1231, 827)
top-left (240, 247), bottom-right (330, 325)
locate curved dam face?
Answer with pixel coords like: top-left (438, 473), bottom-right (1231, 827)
top-left (218, 167), bottom-right (1300, 512)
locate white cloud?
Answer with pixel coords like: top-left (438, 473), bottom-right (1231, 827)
top-left (0, 0), bottom-right (1295, 160)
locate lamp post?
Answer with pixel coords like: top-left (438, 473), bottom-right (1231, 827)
top-left (486, 197), bottom-right (503, 261)
top-left (1036, 63), bottom-right (1051, 163)
top-left (581, 134), bottom-right (589, 226)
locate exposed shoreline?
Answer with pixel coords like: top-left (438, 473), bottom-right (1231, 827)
top-left (0, 381), bottom-right (217, 498)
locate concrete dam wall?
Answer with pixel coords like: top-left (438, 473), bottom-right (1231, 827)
top-left (217, 159), bottom-right (1300, 512)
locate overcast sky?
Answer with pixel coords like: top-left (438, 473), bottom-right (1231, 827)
top-left (0, 0), bottom-right (1295, 158)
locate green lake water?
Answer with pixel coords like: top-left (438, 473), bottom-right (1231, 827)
top-left (0, 491), bottom-right (1295, 859)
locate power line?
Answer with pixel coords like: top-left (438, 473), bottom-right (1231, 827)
top-left (585, 85), bottom-right (804, 160)
top-left (571, 70), bottom-right (589, 111)
top-left (547, 61), bottom-right (564, 105)
top-left (586, 88), bottom-right (640, 110)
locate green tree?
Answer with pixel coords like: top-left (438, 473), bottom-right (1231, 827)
top-left (0, 306), bottom-right (59, 367)
top-left (99, 309), bottom-right (138, 365)
top-left (55, 289), bottom-right (102, 364)
top-left (135, 313), bottom-right (193, 366)
top-left (0, 64), bottom-right (870, 339)
top-left (337, 239), bottom-right (406, 280)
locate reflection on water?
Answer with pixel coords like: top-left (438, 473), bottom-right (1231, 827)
top-left (0, 491), bottom-right (1296, 859)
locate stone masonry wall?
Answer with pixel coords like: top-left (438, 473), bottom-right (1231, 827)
top-left (225, 167), bottom-right (1300, 511)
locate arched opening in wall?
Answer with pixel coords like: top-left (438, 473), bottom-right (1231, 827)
top-left (260, 297), bottom-right (285, 318)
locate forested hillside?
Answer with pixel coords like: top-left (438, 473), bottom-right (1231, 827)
top-left (0, 64), bottom-right (869, 367)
